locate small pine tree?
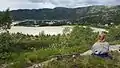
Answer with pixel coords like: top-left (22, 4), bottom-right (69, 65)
top-left (0, 8), bottom-right (12, 31)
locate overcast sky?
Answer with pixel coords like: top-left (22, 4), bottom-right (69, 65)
top-left (0, 0), bottom-right (120, 10)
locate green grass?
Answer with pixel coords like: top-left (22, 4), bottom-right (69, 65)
top-left (44, 52), bottom-right (120, 68)
top-left (8, 45), bottom-right (89, 68)
top-left (1, 25), bottom-right (120, 68)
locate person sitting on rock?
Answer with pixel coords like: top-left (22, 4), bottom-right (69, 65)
top-left (91, 31), bottom-right (112, 59)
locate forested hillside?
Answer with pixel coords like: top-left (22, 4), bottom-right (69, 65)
top-left (11, 5), bottom-right (120, 25)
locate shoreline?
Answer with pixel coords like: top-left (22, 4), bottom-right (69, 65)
top-left (4, 26), bottom-right (107, 36)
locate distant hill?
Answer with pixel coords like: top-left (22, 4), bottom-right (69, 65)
top-left (10, 5), bottom-right (120, 25)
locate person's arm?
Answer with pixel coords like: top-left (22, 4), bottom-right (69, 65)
top-left (97, 35), bottom-right (101, 42)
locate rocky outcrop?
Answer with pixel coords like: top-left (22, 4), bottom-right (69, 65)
top-left (27, 45), bottom-right (120, 68)
top-left (1, 44), bottom-right (119, 68)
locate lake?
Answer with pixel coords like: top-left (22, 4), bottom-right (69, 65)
top-left (7, 26), bottom-right (106, 35)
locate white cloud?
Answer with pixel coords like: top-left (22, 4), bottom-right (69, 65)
top-left (0, 0), bottom-right (120, 10)
top-left (0, 0), bottom-right (55, 10)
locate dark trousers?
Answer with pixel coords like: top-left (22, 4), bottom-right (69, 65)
top-left (93, 53), bottom-right (113, 59)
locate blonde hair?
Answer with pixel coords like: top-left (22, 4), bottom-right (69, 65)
top-left (97, 31), bottom-right (106, 42)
